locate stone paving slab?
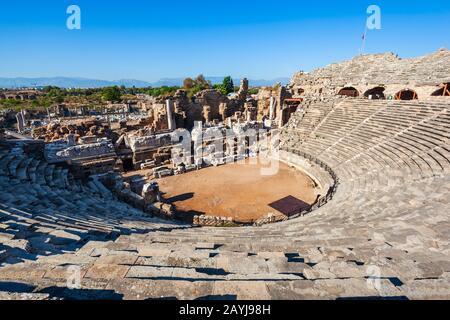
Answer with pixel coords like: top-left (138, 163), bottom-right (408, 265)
top-left (266, 280), bottom-right (326, 300)
top-left (195, 243), bottom-right (217, 250)
top-left (266, 258), bottom-right (311, 274)
top-left (0, 291), bottom-right (50, 300)
top-left (126, 266), bottom-right (173, 279)
top-left (106, 279), bottom-right (214, 300)
top-left (212, 281), bottom-right (271, 300)
top-left (94, 252), bottom-right (139, 266)
top-left (84, 264), bottom-right (130, 280)
top-left (137, 247), bottom-right (172, 258)
top-left (44, 265), bottom-right (89, 281)
top-left (399, 279), bottom-right (450, 300)
top-left (0, 263), bottom-right (48, 281)
top-left (37, 254), bottom-right (96, 266)
top-left (313, 278), bottom-right (404, 299)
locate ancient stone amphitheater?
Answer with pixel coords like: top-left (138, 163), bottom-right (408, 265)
top-left (1, 50), bottom-right (449, 300)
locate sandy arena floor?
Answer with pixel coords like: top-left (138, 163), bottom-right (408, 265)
top-left (157, 160), bottom-right (318, 223)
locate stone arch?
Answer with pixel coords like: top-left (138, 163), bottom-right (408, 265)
top-left (431, 83), bottom-right (450, 96)
top-left (338, 87), bottom-right (359, 97)
top-left (395, 89), bottom-right (418, 100)
top-left (364, 87), bottom-right (385, 100)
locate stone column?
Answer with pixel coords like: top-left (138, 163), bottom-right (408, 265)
top-left (244, 103), bottom-right (252, 122)
top-left (203, 106), bottom-right (211, 123)
top-left (166, 99), bottom-right (176, 131)
top-left (269, 97), bottom-right (276, 120)
top-left (240, 78), bottom-right (249, 92)
top-left (238, 78), bottom-right (249, 101)
top-left (47, 107), bottom-right (51, 121)
top-left (16, 112), bottom-right (25, 133)
top-left (279, 109), bottom-right (284, 127)
top-left (246, 110), bottom-right (252, 122)
top-left (219, 102), bottom-right (228, 122)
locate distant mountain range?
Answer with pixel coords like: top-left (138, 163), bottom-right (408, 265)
top-left (0, 77), bottom-right (290, 89)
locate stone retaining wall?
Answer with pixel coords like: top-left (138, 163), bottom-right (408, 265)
top-left (277, 148), bottom-right (340, 216)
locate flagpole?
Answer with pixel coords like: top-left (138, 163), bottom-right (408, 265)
top-left (359, 24), bottom-right (368, 56)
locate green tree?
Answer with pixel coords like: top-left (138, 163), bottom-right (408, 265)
top-left (195, 74), bottom-right (208, 86)
top-left (146, 86), bottom-right (180, 97)
top-left (182, 74), bottom-right (213, 98)
top-left (102, 86), bottom-right (122, 102)
top-left (43, 86), bottom-right (61, 93)
top-left (222, 76), bottom-right (234, 95)
top-left (183, 78), bottom-right (194, 89)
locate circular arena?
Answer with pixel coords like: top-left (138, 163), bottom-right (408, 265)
top-left (158, 159), bottom-right (319, 224)
top-left (0, 50), bottom-right (449, 300)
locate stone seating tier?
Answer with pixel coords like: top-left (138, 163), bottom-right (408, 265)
top-left (1, 99), bottom-right (450, 299)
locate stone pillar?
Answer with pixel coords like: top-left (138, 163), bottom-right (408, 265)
top-left (240, 78), bottom-right (249, 92)
top-left (269, 97), bottom-right (276, 120)
top-left (166, 99), bottom-right (176, 131)
top-left (244, 103), bottom-right (252, 122)
top-left (203, 106), bottom-right (211, 123)
top-left (219, 102), bottom-right (228, 122)
top-left (47, 107), bottom-right (52, 121)
top-left (279, 108), bottom-right (284, 127)
top-left (238, 78), bottom-right (249, 100)
top-left (246, 111), bottom-right (251, 122)
top-left (16, 111), bottom-right (25, 133)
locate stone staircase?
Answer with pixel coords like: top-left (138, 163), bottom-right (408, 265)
top-left (282, 97), bottom-right (340, 140)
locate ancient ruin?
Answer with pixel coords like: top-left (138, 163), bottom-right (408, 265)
top-left (290, 48), bottom-right (450, 100)
top-left (0, 49), bottom-right (450, 300)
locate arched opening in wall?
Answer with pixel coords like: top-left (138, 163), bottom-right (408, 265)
top-left (431, 83), bottom-right (450, 96)
top-left (395, 89), bottom-right (418, 100)
top-left (364, 87), bottom-right (385, 100)
top-left (338, 87), bottom-right (359, 97)
top-left (123, 158), bottom-right (134, 172)
top-left (281, 99), bottom-right (302, 126)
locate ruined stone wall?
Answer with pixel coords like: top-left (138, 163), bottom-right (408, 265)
top-left (136, 80), bottom-right (270, 130)
top-left (32, 119), bottom-right (117, 143)
top-left (290, 49), bottom-right (450, 99)
top-left (139, 89), bottom-right (240, 130)
top-left (55, 140), bottom-right (116, 160)
top-left (127, 133), bottom-right (173, 153)
top-left (193, 89), bottom-right (229, 121)
top-left (255, 85), bottom-right (292, 121)
top-left (0, 90), bottom-right (40, 100)
top-left (255, 87), bottom-right (273, 120)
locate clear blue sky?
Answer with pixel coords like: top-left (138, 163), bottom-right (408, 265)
top-left (0, 0), bottom-right (448, 81)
